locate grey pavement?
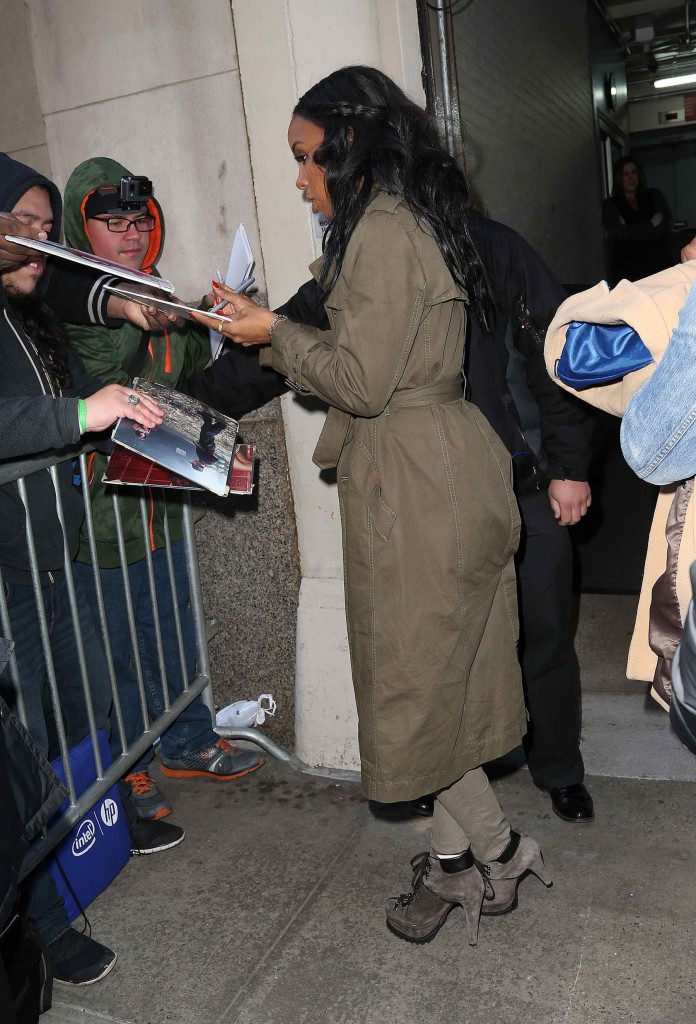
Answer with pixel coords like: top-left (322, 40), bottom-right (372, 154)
top-left (44, 595), bottom-right (696, 1024)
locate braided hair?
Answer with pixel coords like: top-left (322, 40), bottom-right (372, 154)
top-left (294, 66), bottom-right (491, 328)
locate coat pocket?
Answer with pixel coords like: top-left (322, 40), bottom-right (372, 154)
top-left (350, 442), bottom-right (396, 542)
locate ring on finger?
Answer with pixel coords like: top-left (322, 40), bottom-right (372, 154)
top-left (127, 393), bottom-right (140, 406)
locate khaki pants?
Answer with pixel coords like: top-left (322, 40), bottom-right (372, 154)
top-left (432, 767), bottom-right (509, 862)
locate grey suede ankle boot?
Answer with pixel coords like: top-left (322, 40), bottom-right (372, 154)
top-left (479, 831), bottom-right (552, 916)
top-left (386, 849), bottom-right (485, 945)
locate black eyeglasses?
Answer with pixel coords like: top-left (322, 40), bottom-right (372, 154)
top-left (89, 214), bottom-right (155, 234)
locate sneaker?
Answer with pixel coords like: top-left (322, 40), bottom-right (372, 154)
top-left (160, 738), bottom-right (264, 780)
top-left (124, 770), bottom-right (172, 820)
top-left (130, 817), bottom-right (185, 856)
top-left (48, 929), bottom-right (116, 986)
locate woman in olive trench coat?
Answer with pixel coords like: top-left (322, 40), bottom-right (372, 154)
top-left (197, 66), bottom-right (551, 946)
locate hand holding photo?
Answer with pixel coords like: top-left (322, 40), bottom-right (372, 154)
top-left (111, 380), bottom-right (241, 496)
top-left (104, 285), bottom-right (235, 326)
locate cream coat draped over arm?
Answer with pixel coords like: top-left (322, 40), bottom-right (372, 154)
top-left (544, 263), bottom-right (696, 696)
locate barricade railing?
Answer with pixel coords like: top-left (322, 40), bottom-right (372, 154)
top-left (0, 442), bottom-right (278, 882)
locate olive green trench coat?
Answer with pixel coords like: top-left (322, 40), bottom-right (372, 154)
top-left (271, 192), bottom-right (526, 801)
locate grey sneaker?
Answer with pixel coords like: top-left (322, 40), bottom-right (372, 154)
top-left (124, 770), bottom-right (172, 820)
top-left (160, 738), bottom-right (264, 780)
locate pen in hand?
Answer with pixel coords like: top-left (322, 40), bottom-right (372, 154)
top-left (209, 275), bottom-right (255, 315)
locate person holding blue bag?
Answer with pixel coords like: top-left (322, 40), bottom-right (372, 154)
top-left (545, 256), bottom-right (696, 714)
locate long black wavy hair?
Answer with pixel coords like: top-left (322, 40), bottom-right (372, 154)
top-left (294, 65), bottom-right (490, 328)
top-left (9, 291), bottom-right (73, 390)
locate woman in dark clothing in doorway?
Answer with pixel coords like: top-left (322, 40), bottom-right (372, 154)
top-left (602, 156), bottom-right (673, 284)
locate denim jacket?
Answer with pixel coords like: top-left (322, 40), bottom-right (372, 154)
top-left (620, 281), bottom-right (696, 485)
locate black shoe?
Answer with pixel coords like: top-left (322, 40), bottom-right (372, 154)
top-left (548, 783), bottom-right (594, 823)
top-left (368, 800), bottom-right (414, 821)
top-left (48, 929), bottom-right (116, 986)
top-left (409, 794), bottom-right (435, 817)
top-left (130, 817), bottom-right (185, 855)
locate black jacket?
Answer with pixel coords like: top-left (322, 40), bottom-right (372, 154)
top-left (0, 154), bottom-right (102, 581)
top-left (0, 637), bottom-right (67, 930)
top-left (466, 213), bottom-right (592, 492)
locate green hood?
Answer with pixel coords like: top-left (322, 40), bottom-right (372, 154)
top-left (63, 156), bottom-right (165, 272)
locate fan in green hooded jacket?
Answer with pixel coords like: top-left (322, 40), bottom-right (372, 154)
top-left (64, 158), bottom-right (263, 821)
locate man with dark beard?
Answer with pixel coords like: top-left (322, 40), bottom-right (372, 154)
top-left (0, 154), bottom-right (174, 988)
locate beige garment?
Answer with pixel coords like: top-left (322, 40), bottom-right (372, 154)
top-left (432, 767), bottom-right (510, 862)
top-left (269, 191), bottom-right (526, 802)
top-left (544, 262), bottom-right (696, 687)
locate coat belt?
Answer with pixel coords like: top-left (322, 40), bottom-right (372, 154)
top-left (385, 378), bottom-right (464, 410)
top-left (312, 378), bottom-right (464, 470)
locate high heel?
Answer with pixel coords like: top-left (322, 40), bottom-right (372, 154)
top-left (479, 831), bottom-right (552, 916)
top-left (386, 848), bottom-right (485, 945)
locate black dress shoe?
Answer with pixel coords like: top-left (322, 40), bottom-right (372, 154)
top-left (548, 783), bottom-right (594, 823)
top-left (409, 794), bottom-right (435, 817)
top-left (368, 800), bottom-right (413, 821)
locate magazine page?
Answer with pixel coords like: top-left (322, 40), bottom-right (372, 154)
top-left (228, 444), bottom-right (255, 495)
top-left (104, 442), bottom-right (256, 495)
top-left (3, 235), bottom-right (175, 293)
top-left (104, 285), bottom-right (233, 326)
top-left (111, 380), bottom-right (239, 496)
top-left (102, 447), bottom-right (202, 490)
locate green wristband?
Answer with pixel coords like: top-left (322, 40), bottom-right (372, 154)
top-left (77, 398), bottom-right (87, 435)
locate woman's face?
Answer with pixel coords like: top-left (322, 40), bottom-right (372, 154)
top-left (288, 114), bottom-right (333, 220)
top-left (622, 162), bottom-right (640, 194)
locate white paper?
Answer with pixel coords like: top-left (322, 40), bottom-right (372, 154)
top-left (210, 224), bottom-right (255, 359)
top-left (104, 285), bottom-right (233, 325)
top-left (4, 235), bottom-right (175, 293)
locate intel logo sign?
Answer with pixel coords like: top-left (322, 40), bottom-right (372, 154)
top-left (72, 819), bottom-right (96, 857)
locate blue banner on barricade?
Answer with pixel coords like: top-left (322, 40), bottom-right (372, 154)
top-left (48, 731), bottom-right (130, 922)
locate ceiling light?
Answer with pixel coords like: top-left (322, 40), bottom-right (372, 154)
top-left (654, 73), bottom-right (696, 88)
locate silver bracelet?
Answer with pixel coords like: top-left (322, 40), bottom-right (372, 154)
top-left (267, 313), bottom-right (288, 340)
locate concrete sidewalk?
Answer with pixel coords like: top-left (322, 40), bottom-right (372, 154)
top-left (44, 593), bottom-right (696, 1024)
top-left (44, 757), bottom-right (695, 1024)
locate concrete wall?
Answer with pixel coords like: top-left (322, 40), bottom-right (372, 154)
top-left (24, 0), bottom-right (260, 300)
top-left (232, 0), bottom-right (424, 769)
top-left (452, 0), bottom-right (604, 285)
top-left (0, 0), bottom-right (50, 174)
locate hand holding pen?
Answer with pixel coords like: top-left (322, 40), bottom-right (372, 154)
top-left (208, 274), bottom-right (255, 315)
top-left (191, 281), bottom-right (276, 347)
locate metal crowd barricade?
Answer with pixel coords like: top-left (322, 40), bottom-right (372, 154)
top-left (0, 441), bottom-right (276, 882)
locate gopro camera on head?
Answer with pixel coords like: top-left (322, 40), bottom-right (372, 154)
top-left (119, 175), bottom-right (153, 210)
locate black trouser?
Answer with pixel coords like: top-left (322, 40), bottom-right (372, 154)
top-left (516, 489), bottom-right (583, 791)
